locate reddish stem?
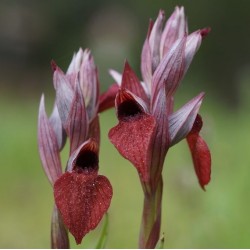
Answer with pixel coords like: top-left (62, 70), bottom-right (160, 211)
top-left (51, 205), bottom-right (70, 249)
top-left (139, 177), bottom-right (163, 248)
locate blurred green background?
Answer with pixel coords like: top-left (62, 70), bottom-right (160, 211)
top-left (1, 0), bottom-right (250, 248)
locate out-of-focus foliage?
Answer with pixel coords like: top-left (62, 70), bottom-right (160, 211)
top-left (1, 0), bottom-right (250, 107)
top-left (1, 0), bottom-right (250, 248)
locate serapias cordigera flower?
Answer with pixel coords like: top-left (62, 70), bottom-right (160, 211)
top-left (108, 6), bottom-right (211, 192)
top-left (38, 48), bottom-right (113, 245)
top-left (108, 7), bottom-right (211, 247)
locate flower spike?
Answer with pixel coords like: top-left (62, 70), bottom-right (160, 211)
top-left (39, 48), bottom-right (113, 246)
top-left (108, 7), bottom-right (211, 248)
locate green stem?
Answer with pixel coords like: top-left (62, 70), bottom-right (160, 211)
top-left (139, 177), bottom-right (163, 249)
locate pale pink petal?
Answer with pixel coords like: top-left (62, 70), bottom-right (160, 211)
top-left (79, 49), bottom-right (99, 120)
top-left (54, 67), bottom-right (74, 129)
top-left (149, 10), bottom-right (165, 72)
top-left (49, 103), bottom-right (67, 151)
top-left (67, 79), bottom-right (88, 153)
top-left (67, 48), bottom-right (84, 74)
top-left (184, 31), bottom-right (202, 74)
top-left (109, 69), bottom-right (122, 86)
top-left (152, 38), bottom-right (186, 105)
top-left (38, 95), bottom-right (62, 185)
top-left (160, 6), bottom-right (187, 59)
top-left (141, 38), bottom-right (152, 90)
top-left (169, 92), bottom-right (204, 146)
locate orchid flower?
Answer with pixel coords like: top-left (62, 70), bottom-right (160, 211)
top-left (108, 7), bottom-right (211, 248)
top-left (38, 49), bottom-right (113, 247)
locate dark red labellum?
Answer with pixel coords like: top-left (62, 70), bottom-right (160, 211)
top-left (54, 172), bottom-right (112, 244)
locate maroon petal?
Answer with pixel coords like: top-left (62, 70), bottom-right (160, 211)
top-left (121, 61), bottom-right (149, 103)
top-left (98, 83), bottom-right (119, 113)
top-left (109, 89), bottom-right (156, 182)
top-left (186, 115), bottom-right (211, 190)
top-left (67, 79), bottom-right (88, 153)
top-left (54, 172), bottom-right (112, 244)
top-left (38, 95), bottom-right (62, 185)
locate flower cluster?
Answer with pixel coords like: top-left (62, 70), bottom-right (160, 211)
top-left (108, 7), bottom-right (211, 248)
top-left (109, 7), bottom-right (211, 191)
top-left (38, 49), bottom-right (113, 246)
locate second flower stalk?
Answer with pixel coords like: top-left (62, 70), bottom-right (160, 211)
top-left (108, 7), bottom-right (211, 248)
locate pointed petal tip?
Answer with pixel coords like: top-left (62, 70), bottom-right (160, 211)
top-left (175, 5), bottom-right (185, 13)
top-left (123, 60), bottom-right (131, 74)
top-left (38, 94), bottom-right (46, 118)
top-left (39, 94), bottom-right (45, 106)
top-left (51, 60), bottom-right (58, 72)
top-left (147, 19), bottom-right (154, 38)
top-left (109, 69), bottom-right (122, 85)
top-left (200, 27), bottom-right (211, 39)
top-left (75, 237), bottom-right (83, 245)
top-left (158, 9), bottom-right (165, 17)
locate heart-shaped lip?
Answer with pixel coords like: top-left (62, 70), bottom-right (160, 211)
top-left (109, 112), bottom-right (156, 182)
top-left (54, 171), bottom-right (113, 244)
